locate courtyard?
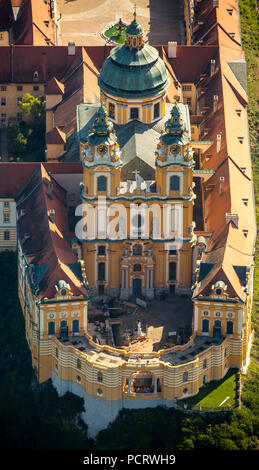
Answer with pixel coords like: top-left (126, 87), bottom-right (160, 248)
top-left (88, 296), bottom-right (193, 353)
top-left (55, 0), bottom-right (185, 46)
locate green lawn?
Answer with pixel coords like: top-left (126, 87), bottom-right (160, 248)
top-left (182, 369), bottom-right (237, 409)
top-left (104, 24), bottom-right (126, 44)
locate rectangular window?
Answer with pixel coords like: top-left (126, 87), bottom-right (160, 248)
top-left (130, 107), bottom-right (139, 120)
top-left (1, 86), bottom-right (6, 92)
top-left (4, 231), bottom-right (10, 240)
top-left (98, 246), bottom-right (106, 256)
top-left (17, 97), bottom-right (22, 106)
top-left (33, 85), bottom-right (39, 91)
top-left (169, 262), bottom-right (176, 281)
top-left (186, 97), bottom-right (192, 106)
top-left (1, 97), bottom-right (6, 106)
top-left (154, 102), bottom-right (160, 119)
top-left (98, 262), bottom-right (105, 281)
top-left (17, 86), bottom-right (23, 91)
top-left (4, 213), bottom-right (10, 222)
top-left (182, 85), bottom-right (192, 91)
top-left (108, 102), bottom-right (115, 119)
top-left (4, 201), bottom-right (9, 207)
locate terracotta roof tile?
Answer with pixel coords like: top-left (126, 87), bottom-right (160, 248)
top-left (46, 126), bottom-right (66, 145)
top-left (16, 164), bottom-right (87, 300)
top-left (45, 76), bottom-right (65, 95)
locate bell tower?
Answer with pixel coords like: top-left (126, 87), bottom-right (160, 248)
top-left (81, 102), bottom-right (122, 198)
top-left (155, 101), bottom-right (196, 293)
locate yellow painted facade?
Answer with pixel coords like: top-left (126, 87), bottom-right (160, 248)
top-left (0, 198), bottom-right (17, 251)
top-left (102, 91), bottom-right (167, 125)
top-left (0, 83), bottom-right (44, 126)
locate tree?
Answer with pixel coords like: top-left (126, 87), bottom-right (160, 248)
top-left (18, 93), bottom-right (45, 124)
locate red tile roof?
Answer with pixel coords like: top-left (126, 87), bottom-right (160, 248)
top-left (46, 126), bottom-right (66, 145)
top-left (45, 77), bottom-right (65, 95)
top-left (16, 164), bottom-right (87, 300)
top-left (0, 162), bottom-right (82, 198)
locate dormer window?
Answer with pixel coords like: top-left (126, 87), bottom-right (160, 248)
top-left (33, 70), bottom-right (39, 81)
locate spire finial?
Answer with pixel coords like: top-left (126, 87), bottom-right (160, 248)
top-left (133, 3), bottom-right (136, 20)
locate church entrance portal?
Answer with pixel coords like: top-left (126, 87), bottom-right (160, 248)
top-left (133, 278), bottom-right (142, 297)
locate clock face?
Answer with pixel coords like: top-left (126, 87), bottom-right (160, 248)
top-left (97, 144), bottom-right (108, 156)
top-left (170, 144), bottom-right (180, 154)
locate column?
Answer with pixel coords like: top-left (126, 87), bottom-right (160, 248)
top-left (128, 377), bottom-right (131, 393)
top-left (154, 377), bottom-right (157, 394)
top-left (150, 269), bottom-right (154, 288)
top-left (146, 269), bottom-right (150, 289)
top-left (125, 269), bottom-right (128, 288)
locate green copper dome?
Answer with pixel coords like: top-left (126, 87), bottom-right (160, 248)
top-left (125, 19), bottom-right (143, 36)
top-left (98, 17), bottom-right (170, 99)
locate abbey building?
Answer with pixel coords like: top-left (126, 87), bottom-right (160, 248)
top-left (0, 1), bottom-right (256, 438)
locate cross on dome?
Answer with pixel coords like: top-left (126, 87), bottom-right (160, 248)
top-left (124, 6), bottom-right (144, 50)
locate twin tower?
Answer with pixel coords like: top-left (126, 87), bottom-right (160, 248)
top-left (78, 14), bottom-right (196, 300)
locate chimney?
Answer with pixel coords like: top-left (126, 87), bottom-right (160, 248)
top-left (168, 41), bottom-right (177, 58)
top-left (47, 183), bottom-right (53, 197)
top-left (226, 213), bottom-right (239, 228)
top-left (216, 133), bottom-right (221, 153)
top-left (49, 209), bottom-right (55, 222)
top-left (213, 94), bottom-right (218, 112)
top-left (210, 59), bottom-right (216, 76)
top-left (219, 176), bottom-right (225, 194)
top-left (68, 42), bottom-right (76, 56)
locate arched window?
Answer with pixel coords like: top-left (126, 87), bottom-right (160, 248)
top-left (183, 371), bottom-right (188, 382)
top-left (97, 176), bottom-right (107, 191)
top-left (170, 175), bottom-right (180, 191)
top-left (133, 244), bottom-right (142, 256)
top-left (133, 264), bottom-right (141, 272)
top-left (97, 372), bottom-right (103, 383)
top-left (202, 319), bottom-right (209, 333)
top-left (48, 321), bottom-right (55, 335)
top-left (226, 321), bottom-right (233, 334)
